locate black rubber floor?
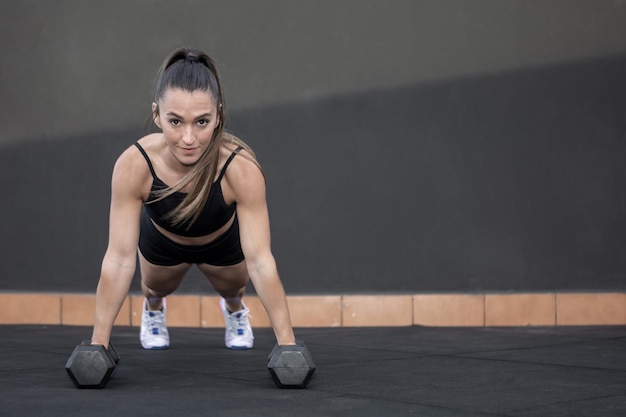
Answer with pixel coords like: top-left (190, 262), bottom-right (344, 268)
top-left (1, 325), bottom-right (625, 416)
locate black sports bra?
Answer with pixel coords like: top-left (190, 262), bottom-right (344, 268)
top-left (134, 142), bottom-right (241, 237)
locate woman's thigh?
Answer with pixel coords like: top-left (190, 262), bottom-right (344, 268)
top-left (138, 251), bottom-right (193, 295)
top-left (197, 261), bottom-right (249, 295)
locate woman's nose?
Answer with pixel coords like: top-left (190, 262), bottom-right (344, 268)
top-left (181, 126), bottom-right (195, 144)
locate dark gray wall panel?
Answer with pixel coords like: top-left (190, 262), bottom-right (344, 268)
top-left (2, 1), bottom-right (626, 294)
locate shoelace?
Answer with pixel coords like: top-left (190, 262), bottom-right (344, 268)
top-left (144, 311), bottom-right (165, 332)
top-left (227, 310), bottom-right (251, 332)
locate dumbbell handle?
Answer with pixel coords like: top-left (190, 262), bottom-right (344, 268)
top-left (81, 339), bottom-right (120, 365)
top-left (267, 339), bottom-right (306, 362)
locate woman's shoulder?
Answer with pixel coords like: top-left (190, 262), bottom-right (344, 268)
top-left (112, 134), bottom-right (160, 185)
top-left (221, 133), bottom-right (257, 162)
top-left (220, 137), bottom-right (265, 198)
top-left (134, 133), bottom-right (163, 153)
top-left (116, 134), bottom-right (159, 163)
top-left (221, 140), bottom-right (261, 175)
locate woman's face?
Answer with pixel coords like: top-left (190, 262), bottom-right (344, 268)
top-left (153, 87), bottom-right (220, 167)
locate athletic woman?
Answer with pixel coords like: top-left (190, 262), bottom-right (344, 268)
top-left (89, 47), bottom-right (296, 351)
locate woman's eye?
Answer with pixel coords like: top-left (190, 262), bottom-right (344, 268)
top-left (169, 119), bottom-right (181, 126)
top-left (198, 119), bottom-right (209, 126)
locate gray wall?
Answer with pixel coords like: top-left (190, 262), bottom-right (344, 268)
top-left (2, 1), bottom-right (626, 295)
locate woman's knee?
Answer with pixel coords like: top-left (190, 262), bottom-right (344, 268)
top-left (142, 282), bottom-right (175, 298)
top-left (139, 260), bottom-right (191, 297)
top-left (216, 286), bottom-right (246, 300)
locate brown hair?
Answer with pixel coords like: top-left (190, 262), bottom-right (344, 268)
top-left (151, 47), bottom-right (259, 228)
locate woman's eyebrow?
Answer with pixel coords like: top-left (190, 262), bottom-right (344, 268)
top-left (165, 111), bottom-right (212, 119)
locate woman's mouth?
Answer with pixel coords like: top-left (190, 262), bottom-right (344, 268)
top-left (180, 147), bottom-right (198, 154)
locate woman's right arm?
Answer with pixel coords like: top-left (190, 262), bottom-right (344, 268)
top-left (90, 147), bottom-right (145, 347)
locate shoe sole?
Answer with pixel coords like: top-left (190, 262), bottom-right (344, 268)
top-left (141, 342), bottom-right (170, 350)
top-left (226, 344), bottom-right (253, 350)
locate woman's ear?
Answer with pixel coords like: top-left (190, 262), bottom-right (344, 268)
top-left (152, 102), bottom-right (161, 129)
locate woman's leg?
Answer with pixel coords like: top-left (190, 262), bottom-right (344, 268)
top-left (139, 252), bottom-right (193, 309)
top-left (197, 261), bottom-right (249, 311)
top-left (197, 261), bottom-right (254, 349)
top-left (137, 252), bottom-right (192, 350)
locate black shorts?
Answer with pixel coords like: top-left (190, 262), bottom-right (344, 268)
top-left (138, 209), bottom-right (245, 266)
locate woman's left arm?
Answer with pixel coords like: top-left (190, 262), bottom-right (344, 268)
top-left (230, 155), bottom-right (296, 346)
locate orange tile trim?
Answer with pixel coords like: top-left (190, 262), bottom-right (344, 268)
top-left (0, 292), bottom-right (624, 327)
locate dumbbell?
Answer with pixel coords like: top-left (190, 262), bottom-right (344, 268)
top-left (65, 340), bottom-right (120, 389)
top-left (267, 340), bottom-right (315, 388)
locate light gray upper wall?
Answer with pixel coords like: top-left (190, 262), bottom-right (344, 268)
top-left (2, 0), bottom-right (626, 145)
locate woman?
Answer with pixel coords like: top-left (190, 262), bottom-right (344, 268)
top-left (90, 47), bottom-right (296, 351)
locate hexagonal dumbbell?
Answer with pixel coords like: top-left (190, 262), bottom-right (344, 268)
top-left (267, 340), bottom-right (315, 388)
top-left (65, 340), bottom-right (119, 389)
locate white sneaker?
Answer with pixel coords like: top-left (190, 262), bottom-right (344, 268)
top-left (220, 298), bottom-right (254, 350)
top-left (140, 298), bottom-right (170, 350)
